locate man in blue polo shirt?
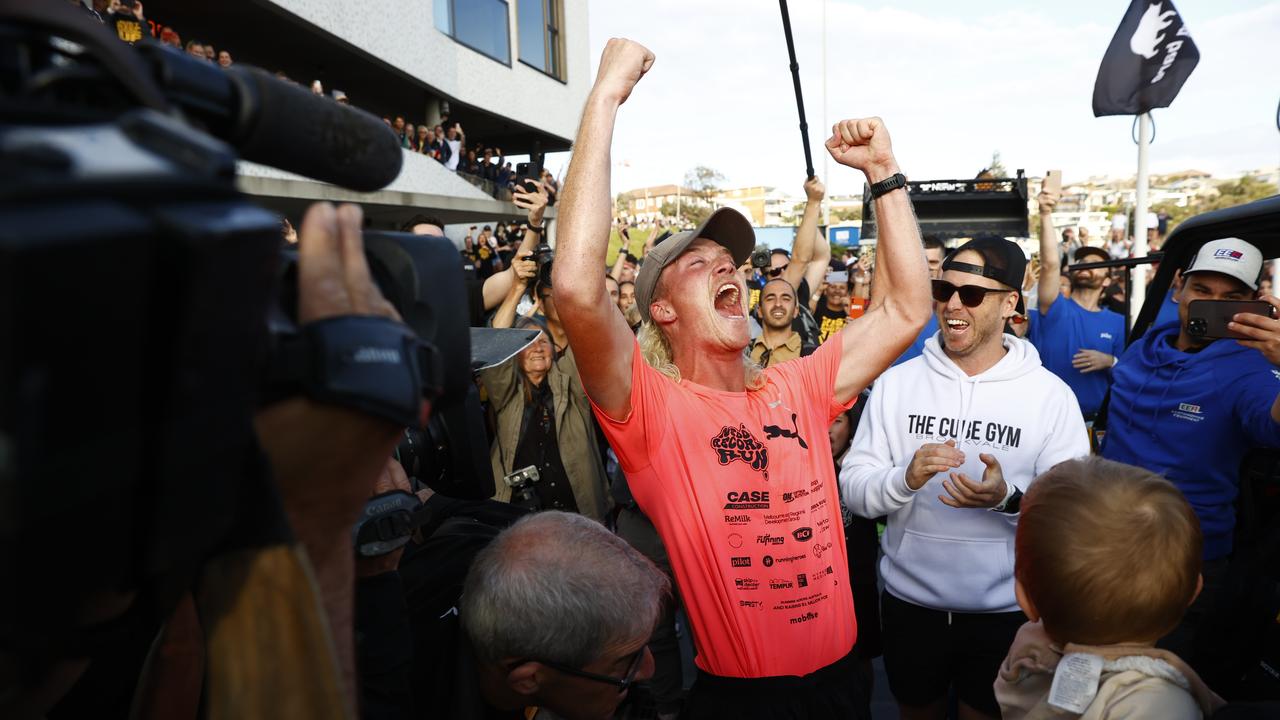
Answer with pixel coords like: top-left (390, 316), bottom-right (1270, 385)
top-left (1101, 236), bottom-right (1280, 656)
top-left (1033, 189), bottom-right (1126, 419)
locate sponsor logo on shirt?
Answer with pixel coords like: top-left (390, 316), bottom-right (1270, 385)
top-left (727, 533), bottom-right (744, 548)
top-left (740, 599), bottom-right (764, 609)
top-left (1100, 332), bottom-right (1114, 340)
top-left (791, 527), bottom-right (813, 542)
top-left (816, 516), bottom-right (832, 533)
top-left (812, 541), bottom-right (834, 559)
top-left (810, 478), bottom-right (824, 492)
top-left (771, 553), bottom-right (807, 565)
top-left (789, 611), bottom-right (819, 625)
top-left (710, 424), bottom-right (770, 479)
top-left (731, 556), bottom-right (752, 567)
top-left (756, 534), bottom-right (786, 546)
top-left (764, 510), bottom-right (805, 525)
top-left (763, 413), bottom-right (809, 450)
top-left (1273, 370), bottom-right (1280, 382)
top-left (811, 565), bottom-right (834, 581)
top-left (1173, 402), bottom-right (1205, 423)
top-left (724, 514), bottom-right (752, 525)
top-left (724, 490), bottom-right (770, 510)
top-left (734, 578), bottom-right (759, 591)
top-left (762, 555), bottom-right (775, 567)
top-left (809, 497), bottom-right (828, 514)
top-left (797, 573), bottom-right (808, 587)
top-left (769, 579), bottom-right (794, 590)
top-left (782, 488), bottom-right (810, 504)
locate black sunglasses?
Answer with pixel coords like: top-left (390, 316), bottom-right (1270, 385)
top-left (766, 264), bottom-right (789, 278)
top-left (931, 279), bottom-right (1011, 307)
top-left (519, 646), bottom-right (648, 693)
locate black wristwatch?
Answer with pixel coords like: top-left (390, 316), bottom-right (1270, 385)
top-left (869, 172), bottom-right (907, 199)
top-left (992, 487), bottom-right (1023, 515)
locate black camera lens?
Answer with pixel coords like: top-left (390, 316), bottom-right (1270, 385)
top-left (1188, 318), bottom-right (1206, 337)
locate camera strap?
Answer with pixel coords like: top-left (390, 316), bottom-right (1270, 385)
top-left (352, 490), bottom-right (447, 557)
top-left (266, 316), bottom-right (443, 429)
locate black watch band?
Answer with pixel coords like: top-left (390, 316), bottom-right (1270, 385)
top-left (993, 487), bottom-right (1024, 515)
top-left (869, 172), bottom-right (907, 199)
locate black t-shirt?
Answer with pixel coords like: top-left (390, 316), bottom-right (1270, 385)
top-left (108, 11), bottom-right (146, 44)
top-left (512, 380), bottom-right (579, 513)
top-left (813, 302), bottom-right (848, 344)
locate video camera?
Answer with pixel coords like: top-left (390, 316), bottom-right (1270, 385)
top-left (0, 1), bottom-right (497, 667)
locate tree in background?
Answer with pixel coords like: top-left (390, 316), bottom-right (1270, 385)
top-left (684, 166), bottom-right (724, 210)
top-left (1155, 176), bottom-right (1277, 234)
top-left (987, 150), bottom-right (1007, 178)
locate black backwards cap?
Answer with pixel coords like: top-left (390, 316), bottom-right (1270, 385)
top-left (942, 237), bottom-right (1027, 315)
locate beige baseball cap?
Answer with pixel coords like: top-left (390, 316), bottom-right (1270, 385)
top-left (634, 208), bottom-right (755, 322)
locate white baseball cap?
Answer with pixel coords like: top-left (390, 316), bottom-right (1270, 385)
top-left (1183, 237), bottom-right (1264, 291)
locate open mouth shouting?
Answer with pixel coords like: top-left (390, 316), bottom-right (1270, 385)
top-left (713, 281), bottom-right (746, 320)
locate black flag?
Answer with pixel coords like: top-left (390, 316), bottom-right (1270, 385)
top-left (1092, 0), bottom-right (1199, 117)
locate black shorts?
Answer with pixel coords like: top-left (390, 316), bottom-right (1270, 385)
top-left (880, 590), bottom-right (1024, 716)
top-left (681, 649), bottom-right (868, 720)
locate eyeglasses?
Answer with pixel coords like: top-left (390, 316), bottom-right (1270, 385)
top-left (766, 264), bottom-right (789, 278)
top-left (931, 279), bottom-right (1011, 307)
top-left (518, 646), bottom-right (649, 693)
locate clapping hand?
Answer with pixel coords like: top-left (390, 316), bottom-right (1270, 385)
top-left (940, 453), bottom-right (1008, 509)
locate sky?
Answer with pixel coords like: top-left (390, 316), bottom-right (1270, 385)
top-left (543, 0), bottom-right (1280, 198)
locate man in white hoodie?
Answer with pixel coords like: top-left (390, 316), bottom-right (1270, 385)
top-left (841, 237), bottom-right (1089, 720)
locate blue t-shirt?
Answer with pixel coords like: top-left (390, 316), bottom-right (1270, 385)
top-left (1031, 297), bottom-right (1125, 416)
top-left (1102, 322), bottom-right (1280, 560)
top-left (1154, 288), bottom-right (1179, 328)
top-left (892, 317), bottom-right (937, 366)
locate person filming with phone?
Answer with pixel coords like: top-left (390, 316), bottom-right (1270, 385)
top-left (1100, 236), bottom-right (1280, 660)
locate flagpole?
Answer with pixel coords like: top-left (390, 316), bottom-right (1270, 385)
top-left (1130, 112), bottom-right (1151, 329)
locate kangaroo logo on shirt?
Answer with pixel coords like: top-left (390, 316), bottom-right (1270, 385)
top-left (711, 424), bottom-right (770, 479)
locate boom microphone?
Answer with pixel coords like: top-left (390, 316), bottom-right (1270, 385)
top-left (138, 44), bottom-right (403, 192)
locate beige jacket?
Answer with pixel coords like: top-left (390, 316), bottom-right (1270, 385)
top-left (995, 621), bottom-right (1225, 720)
top-left (480, 347), bottom-right (610, 522)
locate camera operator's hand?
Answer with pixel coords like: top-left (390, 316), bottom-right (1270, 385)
top-left (253, 202), bottom-right (406, 701)
top-left (906, 439), bottom-right (965, 491)
top-left (592, 38), bottom-right (655, 106)
top-left (1231, 294), bottom-right (1280, 365)
top-left (825, 117), bottom-right (899, 183)
top-left (356, 459), bottom-right (413, 578)
top-left (804, 176), bottom-right (826, 202)
top-left (513, 180), bottom-right (550, 226)
top-left (941, 453), bottom-right (1008, 509)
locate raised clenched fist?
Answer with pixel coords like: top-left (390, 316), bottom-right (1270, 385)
top-left (825, 117), bottom-right (898, 182)
top-left (592, 38), bottom-right (655, 105)
top-left (803, 176), bottom-right (826, 202)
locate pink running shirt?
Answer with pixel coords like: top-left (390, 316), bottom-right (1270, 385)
top-left (590, 338), bottom-right (857, 678)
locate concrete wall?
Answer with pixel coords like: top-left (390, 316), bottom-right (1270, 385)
top-left (263, 0), bottom-right (590, 144)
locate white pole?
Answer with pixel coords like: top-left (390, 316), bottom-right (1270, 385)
top-left (821, 0), bottom-right (830, 231)
top-left (1130, 112), bottom-right (1151, 328)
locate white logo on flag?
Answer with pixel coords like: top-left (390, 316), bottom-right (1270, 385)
top-left (1129, 3), bottom-right (1177, 59)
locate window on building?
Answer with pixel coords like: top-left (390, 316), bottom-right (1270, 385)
top-left (436, 0), bottom-right (511, 65)
top-left (517, 0), bottom-right (563, 79)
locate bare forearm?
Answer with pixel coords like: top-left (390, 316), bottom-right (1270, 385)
top-left (786, 201), bottom-right (820, 289)
top-left (1038, 210), bottom-right (1060, 310)
top-left (868, 179), bottom-right (929, 325)
top-left (492, 281), bottom-right (527, 329)
top-left (553, 94), bottom-right (621, 306)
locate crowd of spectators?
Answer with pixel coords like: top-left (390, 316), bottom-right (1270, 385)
top-left (80, 0), bottom-right (559, 204)
top-left (26, 18), bottom-right (1280, 720)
